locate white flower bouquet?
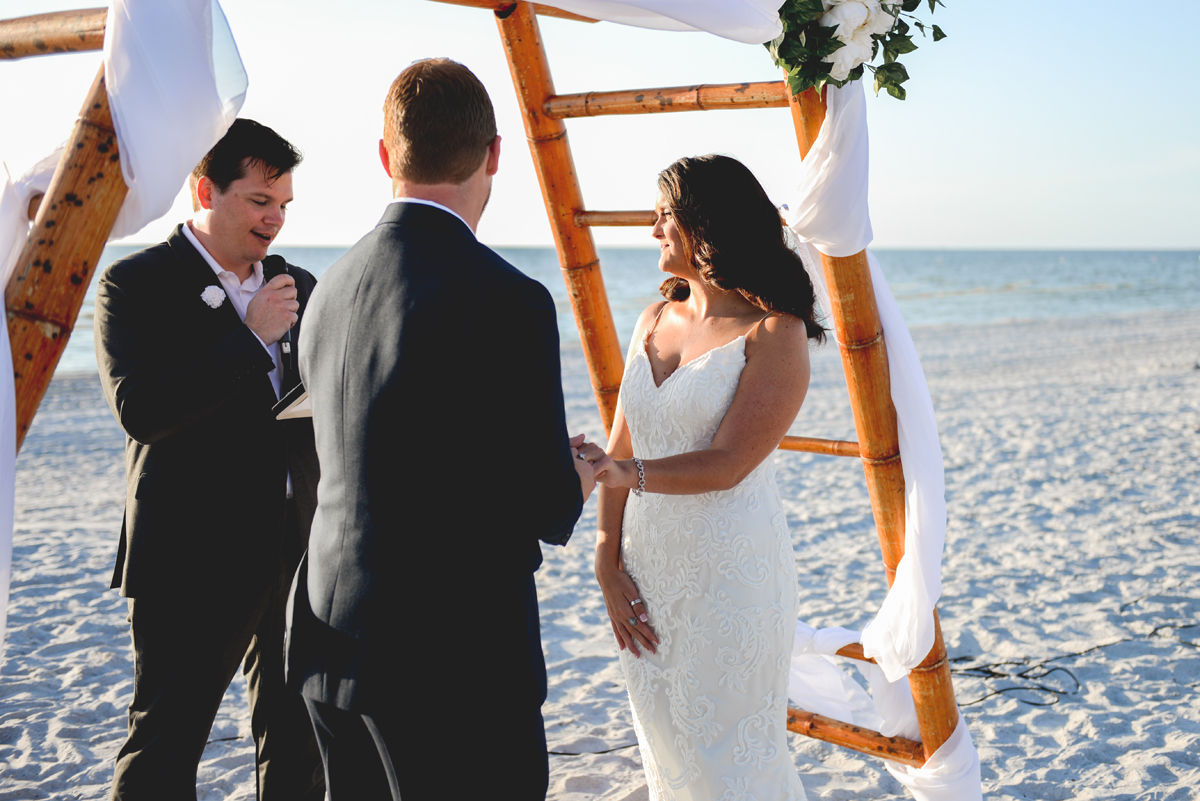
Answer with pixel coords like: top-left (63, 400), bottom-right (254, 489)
top-left (766, 0), bottom-right (947, 100)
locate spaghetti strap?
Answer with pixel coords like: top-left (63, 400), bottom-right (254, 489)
top-left (643, 302), bottom-right (668, 343)
top-left (747, 311), bottom-right (774, 337)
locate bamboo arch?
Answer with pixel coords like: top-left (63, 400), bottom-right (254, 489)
top-left (0, 0), bottom-right (959, 771)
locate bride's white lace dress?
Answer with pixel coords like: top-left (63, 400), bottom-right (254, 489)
top-left (618, 327), bottom-right (806, 801)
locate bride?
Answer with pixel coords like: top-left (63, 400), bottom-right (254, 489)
top-left (593, 154), bottom-right (826, 799)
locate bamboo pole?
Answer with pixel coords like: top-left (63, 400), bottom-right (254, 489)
top-left (786, 86), bottom-right (959, 758)
top-left (545, 81), bottom-right (789, 119)
top-left (0, 8), bottom-right (105, 60)
top-left (6, 66), bottom-right (127, 450)
top-left (495, 3), bottom-right (624, 433)
top-left (786, 708), bottom-right (925, 768)
top-left (428, 0), bottom-right (597, 23)
top-left (574, 210), bottom-right (656, 227)
top-left (777, 435), bottom-right (860, 458)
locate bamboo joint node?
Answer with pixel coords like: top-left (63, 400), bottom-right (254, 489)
top-left (562, 258), bottom-right (600, 273)
top-left (908, 655), bottom-right (949, 674)
top-left (861, 452), bottom-right (901, 467)
top-left (79, 114), bottom-right (117, 137)
top-left (843, 331), bottom-right (885, 350)
top-left (527, 128), bottom-right (567, 144)
top-left (7, 307), bottom-right (70, 332)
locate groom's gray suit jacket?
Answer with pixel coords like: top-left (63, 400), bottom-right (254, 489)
top-left (286, 201), bottom-right (583, 712)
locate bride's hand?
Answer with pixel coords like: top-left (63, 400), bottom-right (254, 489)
top-left (595, 559), bottom-right (658, 657)
top-left (595, 458), bottom-right (636, 489)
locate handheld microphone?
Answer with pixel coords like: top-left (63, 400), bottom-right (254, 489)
top-left (263, 256), bottom-right (293, 376)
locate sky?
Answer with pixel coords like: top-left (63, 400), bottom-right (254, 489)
top-left (1, 0), bottom-right (1197, 249)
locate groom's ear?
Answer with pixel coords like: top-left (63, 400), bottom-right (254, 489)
top-left (378, 139), bottom-right (394, 179)
top-left (485, 135), bottom-right (501, 178)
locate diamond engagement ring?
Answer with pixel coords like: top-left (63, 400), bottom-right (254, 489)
top-left (629, 598), bottom-right (643, 607)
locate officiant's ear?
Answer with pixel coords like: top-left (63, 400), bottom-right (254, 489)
top-left (195, 175), bottom-right (215, 210)
top-left (485, 135), bottom-right (501, 177)
top-left (378, 139), bottom-right (394, 179)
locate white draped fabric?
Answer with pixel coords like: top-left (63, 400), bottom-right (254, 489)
top-left (0, 150), bottom-right (59, 648)
top-left (0, 0), bottom-right (246, 652)
top-left (104, 0), bottom-right (247, 239)
top-left (536, 0), bottom-right (785, 44)
top-left (784, 80), bottom-right (981, 798)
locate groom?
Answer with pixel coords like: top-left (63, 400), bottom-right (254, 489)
top-left (286, 58), bottom-right (601, 799)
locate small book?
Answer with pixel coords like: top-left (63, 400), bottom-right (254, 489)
top-left (273, 383), bottom-right (311, 420)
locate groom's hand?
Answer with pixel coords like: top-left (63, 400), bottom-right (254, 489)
top-left (570, 434), bottom-right (612, 502)
top-left (246, 274), bottom-right (299, 345)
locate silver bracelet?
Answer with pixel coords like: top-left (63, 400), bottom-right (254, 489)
top-left (631, 457), bottom-right (645, 496)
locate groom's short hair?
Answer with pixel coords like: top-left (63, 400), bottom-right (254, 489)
top-left (382, 58), bottom-right (497, 185)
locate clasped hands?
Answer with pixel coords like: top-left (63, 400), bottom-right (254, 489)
top-left (570, 436), bottom-right (643, 499)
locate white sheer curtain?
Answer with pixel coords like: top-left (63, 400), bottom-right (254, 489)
top-left (0, 0), bottom-right (246, 653)
top-left (784, 80), bottom-right (981, 800)
top-left (536, 0), bottom-right (785, 44)
top-left (105, 0), bottom-right (247, 238)
top-left (0, 150), bottom-right (59, 648)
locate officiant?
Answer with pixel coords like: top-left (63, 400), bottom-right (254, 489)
top-left (93, 119), bottom-right (325, 801)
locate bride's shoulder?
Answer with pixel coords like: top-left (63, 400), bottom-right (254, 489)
top-left (632, 301), bottom-right (669, 341)
top-left (745, 312), bottom-right (810, 359)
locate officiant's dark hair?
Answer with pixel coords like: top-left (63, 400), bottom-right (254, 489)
top-left (189, 119), bottom-right (303, 209)
top-left (383, 58), bottom-right (497, 185)
top-left (657, 155), bottom-right (826, 342)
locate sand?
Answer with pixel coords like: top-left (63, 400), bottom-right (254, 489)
top-left (2, 308), bottom-right (1199, 800)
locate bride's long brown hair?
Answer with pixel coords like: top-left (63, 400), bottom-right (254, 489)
top-left (657, 155), bottom-right (826, 342)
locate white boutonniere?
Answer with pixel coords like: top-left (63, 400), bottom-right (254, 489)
top-left (201, 285), bottom-right (227, 309)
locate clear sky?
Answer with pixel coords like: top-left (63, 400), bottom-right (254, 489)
top-left (2, 0), bottom-right (1197, 249)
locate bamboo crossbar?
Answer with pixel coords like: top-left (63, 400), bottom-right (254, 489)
top-left (835, 642), bottom-right (875, 663)
top-left (0, 8), bottom-right (105, 60)
top-left (785, 707), bottom-right (926, 768)
top-left (778, 435), bottom-right (860, 458)
top-left (545, 81), bottom-right (789, 119)
top-left (574, 210), bottom-right (656, 227)
top-left (428, 0), bottom-right (597, 22)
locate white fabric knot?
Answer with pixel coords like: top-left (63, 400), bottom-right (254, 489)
top-left (200, 285), bottom-right (226, 309)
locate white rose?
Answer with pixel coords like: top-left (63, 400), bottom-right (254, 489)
top-left (201, 285), bottom-right (227, 309)
top-left (820, 0), bottom-right (896, 81)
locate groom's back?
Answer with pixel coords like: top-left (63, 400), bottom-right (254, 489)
top-left (300, 202), bottom-right (575, 644)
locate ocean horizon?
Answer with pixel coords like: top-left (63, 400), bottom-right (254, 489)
top-left (58, 245), bottom-right (1200, 375)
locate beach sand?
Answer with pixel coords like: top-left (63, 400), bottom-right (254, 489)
top-left (2, 308), bottom-right (1199, 800)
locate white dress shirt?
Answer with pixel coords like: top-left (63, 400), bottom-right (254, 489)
top-left (182, 221), bottom-right (291, 497)
top-left (182, 222), bottom-right (283, 399)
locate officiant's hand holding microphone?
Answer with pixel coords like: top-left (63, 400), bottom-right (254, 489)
top-left (245, 273), bottom-right (299, 345)
top-left (571, 434), bottom-right (612, 502)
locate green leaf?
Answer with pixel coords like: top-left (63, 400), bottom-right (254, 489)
top-left (886, 82), bottom-right (907, 100)
top-left (932, 24), bottom-right (947, 41)
top-left (889, 33), bottom-right (919, 55)
top-left (911, 20), bottom-right (926, 35)
top-left (901, 0), bottom-right (922, 11)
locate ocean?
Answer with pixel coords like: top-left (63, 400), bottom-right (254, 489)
top-left (61, 246), bottom-right (1200, 375)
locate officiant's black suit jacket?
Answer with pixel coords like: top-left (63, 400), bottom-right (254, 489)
top-left (94, 225), bottom-right (320, 597)
top-left (287, 201), bottom-right (583, 715)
